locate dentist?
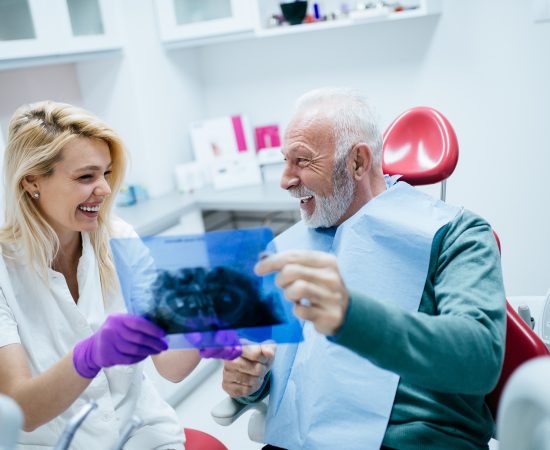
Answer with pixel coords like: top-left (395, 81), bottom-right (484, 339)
top-left (0, 101), bottom-right (216, 449)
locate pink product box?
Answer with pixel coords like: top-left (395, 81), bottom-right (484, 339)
top-left (255, 125), bottom-right (281, 151)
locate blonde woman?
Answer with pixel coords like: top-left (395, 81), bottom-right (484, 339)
top-left (0, 101), bottom-right (211, 449)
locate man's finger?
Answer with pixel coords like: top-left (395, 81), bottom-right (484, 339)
top-left (260, 343), bottom-right (276, 361)
top-left (283, 279), bottom-right (334, 307)
top-left (222, 381), bottom-right (256, 398)
top-left (239, 344), bottom-right (267, 363)
top-left (224, 355), bottom-right (268, 378)
top-left (255, 250), bottom-right (337, 275)
top-left (293, 303), bottom-right (320, 323)
top-left (275, 264), bottom-right (333, 289)
top-left (223, 359), bottom-right (265, 380)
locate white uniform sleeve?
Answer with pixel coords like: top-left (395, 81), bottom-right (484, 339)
top-left (110, 216), bottom-right (140, 239)
top-left (0, 286), bottom-right (21, 348)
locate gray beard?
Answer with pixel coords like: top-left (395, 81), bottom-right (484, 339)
top-left (291, 161), bottom-right (355, 229)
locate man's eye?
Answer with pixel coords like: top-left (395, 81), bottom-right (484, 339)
top-left (296, 158), bottom-right (309, 167)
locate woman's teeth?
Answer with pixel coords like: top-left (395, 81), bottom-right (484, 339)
top-left (300, 196), bottom-right (313, 204)
top-left (78, 205), bottom-right (100, 212)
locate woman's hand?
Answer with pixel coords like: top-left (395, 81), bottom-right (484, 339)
top-left (186, 330), bottom-right (242, 361)
top-left (73, 314), bottom-right (168, 378)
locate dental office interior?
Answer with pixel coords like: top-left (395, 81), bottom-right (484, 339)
top-left (0, 0), bottom-right (550, 449)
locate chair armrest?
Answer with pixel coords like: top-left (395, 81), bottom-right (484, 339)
top-left (248, 405), bottom-right (267, 443)
top-left (211, 396), bottom-right (268, 443)
top-left (497, 356), bottom-right (550, 450)
top-left (211, 397), bottom-right (258, 426)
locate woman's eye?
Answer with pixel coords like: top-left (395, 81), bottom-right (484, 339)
top-left (104, 170), bottom-right (112, 178)
top-left (78, 174), bottom-right (93, 181)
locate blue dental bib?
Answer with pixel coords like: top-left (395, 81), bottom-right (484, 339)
top-left (265, 180), bottom-right (461, 450)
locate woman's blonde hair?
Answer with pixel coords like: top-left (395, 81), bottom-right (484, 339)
top-left (0, 101), bottom-right (127, 296)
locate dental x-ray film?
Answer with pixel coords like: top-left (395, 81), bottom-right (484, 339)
top-left (110, 227), bottom-right (303, 348)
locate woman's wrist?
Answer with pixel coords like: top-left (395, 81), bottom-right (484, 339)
top-left (73, 336), bottom-right (100, 379)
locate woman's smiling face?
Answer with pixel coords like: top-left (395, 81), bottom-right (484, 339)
top-left (23, 137), bottom-right (113, 241)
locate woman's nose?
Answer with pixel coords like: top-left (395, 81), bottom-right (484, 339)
top-left (94, 178), bottom-right (111, 197)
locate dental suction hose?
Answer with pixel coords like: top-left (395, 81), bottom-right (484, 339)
top-left (111, 416), bottom-right (142, 450)
top-left (53, 400), bottom-right (97, 450)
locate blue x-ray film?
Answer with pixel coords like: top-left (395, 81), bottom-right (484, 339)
top-left (110, 227), bottom-right (303, 348)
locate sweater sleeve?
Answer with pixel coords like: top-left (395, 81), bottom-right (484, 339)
top-left (233, 371), bottom-right (271, 405)
top-left (331, 212), bottom-right (506, 395)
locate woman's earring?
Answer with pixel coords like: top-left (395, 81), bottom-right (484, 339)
top-left (32, 191), bottom-right (40, 199)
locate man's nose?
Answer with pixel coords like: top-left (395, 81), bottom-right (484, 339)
top-left (280, 166), bottom-right (299, 190)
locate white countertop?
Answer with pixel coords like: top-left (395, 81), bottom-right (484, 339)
top-left (115, 183), bottom-right (297, 236)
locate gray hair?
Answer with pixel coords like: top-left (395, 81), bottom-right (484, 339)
top-left (293, 87), bottom-right (383, 166)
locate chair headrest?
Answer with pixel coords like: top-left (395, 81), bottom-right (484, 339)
top-left (382, 106), bottom-right (459, 186)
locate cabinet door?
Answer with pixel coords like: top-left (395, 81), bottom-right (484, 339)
top-left (155, 0), bottom-right (254, 43)
top-left (59, 0), bottom-right (120, 53)
top-left (0, 0), bottom-right (52, 60)
top-left (0, 0), bottom-right (119, 63)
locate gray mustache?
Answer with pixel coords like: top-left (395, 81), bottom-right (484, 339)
top-left (288, 187), bottom-right (315, 198)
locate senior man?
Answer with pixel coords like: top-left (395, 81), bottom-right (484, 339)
top-left (222, 88), bottom-right (506, 450)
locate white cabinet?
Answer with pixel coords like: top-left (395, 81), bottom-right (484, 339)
top-left (0, 0), bottom-right (120, 68)
top-left (154, 0), bottom-right (440, 47)
top-left (155, 0), bottom-right (256, 44)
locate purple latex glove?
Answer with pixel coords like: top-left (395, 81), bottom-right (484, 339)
top-left (187, 330), bottom-right (242, 360)
top-left (73, 314), bottom-right (168, 378)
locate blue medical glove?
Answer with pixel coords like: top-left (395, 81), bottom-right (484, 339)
top-left (186, 330), bottom-right (242, 360)
top-left (73, 314), bottom-right (168, 378)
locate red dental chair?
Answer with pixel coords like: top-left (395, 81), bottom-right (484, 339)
top-left (383, 106), bottom-right (550, 419)
top-left (184, 427), bottom-right (227, 450)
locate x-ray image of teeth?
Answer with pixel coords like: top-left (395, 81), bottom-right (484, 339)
top-left (144, 266), bottom-right (284, 333)
top-left (110, 227), bottom-right (303, 348)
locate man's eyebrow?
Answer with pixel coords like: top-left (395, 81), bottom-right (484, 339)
top-left (283, 146), bottom-right (307, 155)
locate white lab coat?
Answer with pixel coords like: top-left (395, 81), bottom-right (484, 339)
top-left (0, 218), bottom-right (184, 450)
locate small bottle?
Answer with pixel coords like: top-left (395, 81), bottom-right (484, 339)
top-left (313, 3), bottom-right (321, 20)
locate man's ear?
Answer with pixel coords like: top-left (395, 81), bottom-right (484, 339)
top-left (21, 175), bottom-right (38, 195)
top-left (350, 143), bottom-right (372, 180)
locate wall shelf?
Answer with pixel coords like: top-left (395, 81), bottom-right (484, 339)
top-left (155, 0), bottom-right (441, 49)
top-left (255, 8), bottom-right (434, 38)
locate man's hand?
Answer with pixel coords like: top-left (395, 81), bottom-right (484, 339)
top-left (222, 344), bottom-right (275, 398)
top-left (255, 250), bottom-right (349, 336)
